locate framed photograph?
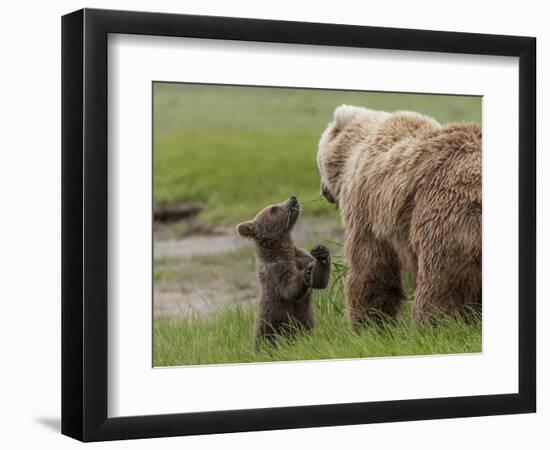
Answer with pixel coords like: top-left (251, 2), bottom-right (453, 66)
top-left (61, 8), bottom-right (536, 442)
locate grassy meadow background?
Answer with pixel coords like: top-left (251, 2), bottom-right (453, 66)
top-left (153, 83), bottom-right (482, 367)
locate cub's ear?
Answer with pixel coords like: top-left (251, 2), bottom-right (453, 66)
top-left (236, 221), bottom-right (257, 238)
top-left (333, 104), bottom-right (361, 129)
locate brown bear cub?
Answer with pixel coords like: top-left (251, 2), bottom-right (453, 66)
top-left (236, 196), bottom-right (331, 348)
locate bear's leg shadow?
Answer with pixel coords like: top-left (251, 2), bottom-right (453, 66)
top-left (412, 248), bottom-right (482, 322)
top-left (345, 230), bottom-right (405, 328)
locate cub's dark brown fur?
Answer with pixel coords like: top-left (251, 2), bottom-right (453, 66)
top-left (237, 196), bottom-right (331, 347)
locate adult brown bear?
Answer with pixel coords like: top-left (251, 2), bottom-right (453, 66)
top-left (317, 105), bottom-right (481, 326)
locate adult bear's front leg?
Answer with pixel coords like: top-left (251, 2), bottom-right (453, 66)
top-left (344, 229), bottom-right (405, 328)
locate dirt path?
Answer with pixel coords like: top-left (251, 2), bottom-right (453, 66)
top-left (155, 232), bottom-right (248, 260)
top-left (153, 216), bottom-right (343, 318)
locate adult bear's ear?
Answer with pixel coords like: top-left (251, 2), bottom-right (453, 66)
top-left (236, 220), bottom-right (257, 238)
top-left (333, 104), bottom-right (361, 129)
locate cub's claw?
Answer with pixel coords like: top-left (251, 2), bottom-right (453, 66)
top-left (311, 245), bottom-right (330, 261)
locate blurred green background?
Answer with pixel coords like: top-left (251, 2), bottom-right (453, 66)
top-left (153, 83), bottom-right (481, 224)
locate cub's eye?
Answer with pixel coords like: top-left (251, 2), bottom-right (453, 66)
top-left (270, 206), bottom-right (279, 213)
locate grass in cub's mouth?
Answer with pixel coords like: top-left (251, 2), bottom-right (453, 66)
top-left (153, 266), bottom-right (481, 367)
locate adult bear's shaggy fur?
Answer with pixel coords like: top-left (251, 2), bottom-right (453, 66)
top-left (317, 105), bottom-right (481, 325)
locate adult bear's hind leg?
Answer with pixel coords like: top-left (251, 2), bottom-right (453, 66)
top-left (345, 230), bottom-right (405, 328)
top-left (412, 248), bottom-right (481, 322)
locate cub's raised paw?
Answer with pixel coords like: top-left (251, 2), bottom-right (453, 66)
top-left (302, 262), bottom-right (315, 287)
top-left (311, 245), bottom-right (330, 262)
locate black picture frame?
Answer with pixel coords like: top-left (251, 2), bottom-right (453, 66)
top-left (61, 8), bottom-right (536, 442)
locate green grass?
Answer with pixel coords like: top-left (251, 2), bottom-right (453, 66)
top-left (154, 83), bottom-right (481, 224)
top-left (154, 261), bottom-right (481, 367)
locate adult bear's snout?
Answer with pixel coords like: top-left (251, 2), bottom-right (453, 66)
top-left (321, 183), bottom-right (337, 205)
